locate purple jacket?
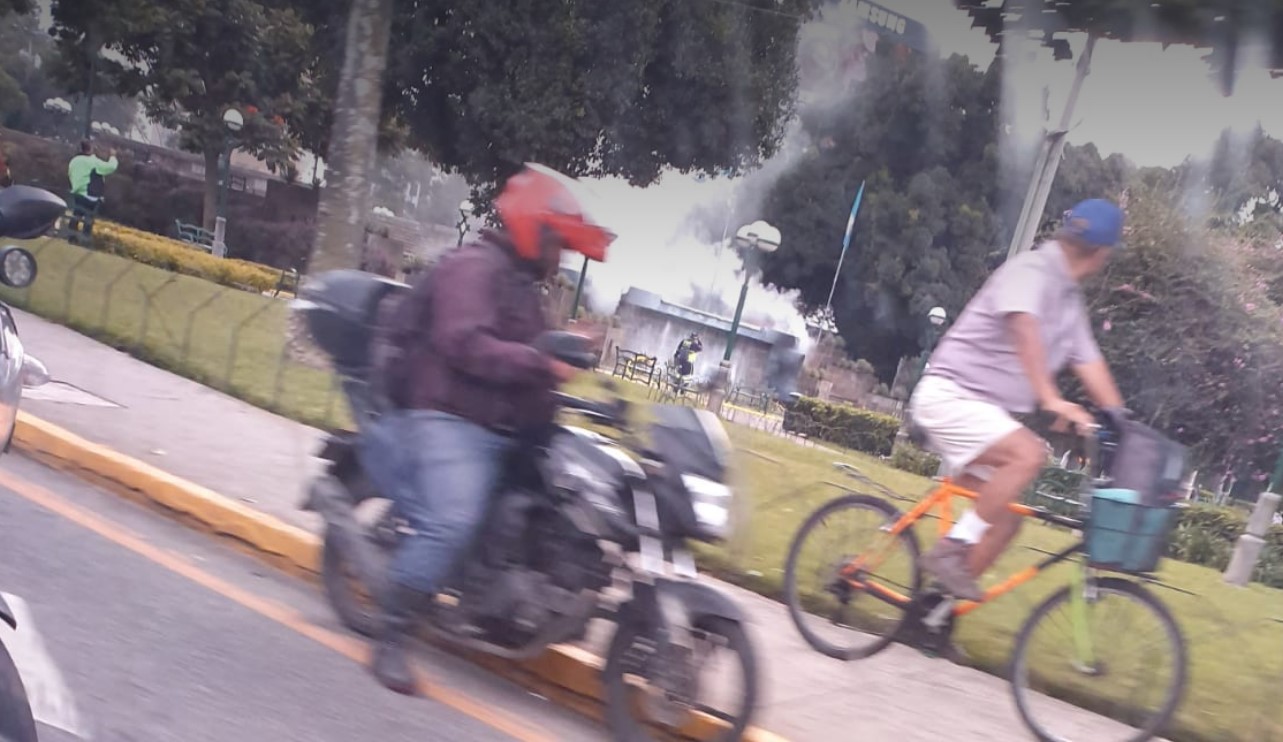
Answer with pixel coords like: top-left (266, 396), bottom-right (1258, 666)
top-left (404, 231), bottom-right (558, 432)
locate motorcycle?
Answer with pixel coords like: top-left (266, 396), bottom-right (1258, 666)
top-left (0, 184), bottom-right (64, 742)
top-left (294, 269), bottom-right (758, 741)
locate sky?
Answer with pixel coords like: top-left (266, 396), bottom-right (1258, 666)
top-left (895, 0), bottom-right (1283, 167)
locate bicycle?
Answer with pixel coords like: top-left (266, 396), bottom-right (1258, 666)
top-left (783, 421), bottom-right (1188, 742)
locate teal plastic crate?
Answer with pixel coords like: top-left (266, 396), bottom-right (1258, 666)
top-left (1086, 491), bottom-right (1179, 574)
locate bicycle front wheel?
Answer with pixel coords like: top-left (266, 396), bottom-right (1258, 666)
top-left (1010, 576), bottom-right (1187, 742)
top-left (784, 494), bottom-right (921, 660)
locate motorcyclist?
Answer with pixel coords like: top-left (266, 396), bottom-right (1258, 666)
top-left (360, 163), bottom-right (615, 694)
top-left (674, 332), bottom-right (702, 377)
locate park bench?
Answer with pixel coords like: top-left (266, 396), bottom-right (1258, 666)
top-left (174, 219), bottom-right (215, 252)
top-left (272, 267), bottom-right (300, 298)
top-left (611, 348), bottom-right (657, 385)
top-left (728, 386), bottom-right (773, 413)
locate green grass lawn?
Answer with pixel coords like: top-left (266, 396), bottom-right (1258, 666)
top-left (0, 237), bottom-right (346, 428)
top-left (569, 377), bottom-right (1283, 742)
top-left (11, 238), bottom-right (1283, 741)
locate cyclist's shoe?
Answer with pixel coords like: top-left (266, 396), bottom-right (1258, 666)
top-left (920, 538), bottom-right (985, 602)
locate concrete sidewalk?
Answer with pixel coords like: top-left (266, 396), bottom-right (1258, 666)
top-left (13, 308), bottom-right (1142, 741)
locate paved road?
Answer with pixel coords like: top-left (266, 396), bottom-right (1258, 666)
top-left (0, 454), bottom-right (601, 742)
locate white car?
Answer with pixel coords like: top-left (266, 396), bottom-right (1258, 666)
top-left (0, 183), bottom-right (60, 742)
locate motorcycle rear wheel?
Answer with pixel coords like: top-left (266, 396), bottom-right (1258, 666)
top-left (0, 638), bottom-right (37, 742)
top-left (603, 615), bottom-right (757, 742)
top-left (321, 503), bottom-right (395, 638)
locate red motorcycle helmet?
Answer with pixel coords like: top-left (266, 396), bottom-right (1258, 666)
top-left (495, 163), bottom-right (615, 265)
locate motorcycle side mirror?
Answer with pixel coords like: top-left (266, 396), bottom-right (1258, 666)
top-left (0, 246), bottom-right (38, 289)
top-left (0, 185), bottom-right (66, 241)
top-left (20, 354), bottom-right (49, 388)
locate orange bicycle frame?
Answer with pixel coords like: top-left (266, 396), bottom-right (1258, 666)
top-left (838, 478), bottom-right (1085, 617)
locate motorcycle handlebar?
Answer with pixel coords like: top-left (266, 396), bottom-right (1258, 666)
top-left (553, 392), bottom-right (626, 428)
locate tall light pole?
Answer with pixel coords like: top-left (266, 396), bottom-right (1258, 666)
top-left (898, 305), bottom-right (948, 452)
top-left (213, 107), bottom-right (244, 258)
top-left (569, 254), bottom-right (589, 321)
top-left (708, 220), bottom-right (781, 415)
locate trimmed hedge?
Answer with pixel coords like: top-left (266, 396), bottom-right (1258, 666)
top-left (92, 221), bottom-right (287, 294)
top-left (782, 396), bottom-right (900, 456)
top-left (889, 443), bottom-right (941, 477)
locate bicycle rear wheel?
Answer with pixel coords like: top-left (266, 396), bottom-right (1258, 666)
top-left (1010, 576), bottom-right (1186, 742)
top-left (783, 494), bottom-right (921, 660)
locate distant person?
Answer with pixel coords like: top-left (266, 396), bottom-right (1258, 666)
top-left (673, 332), bottom-right (702, 377)
top-left (67, 139), bottom-right (118, 238)
top-left (0, 148), bottom-right (11, 188)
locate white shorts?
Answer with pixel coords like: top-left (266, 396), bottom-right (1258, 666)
top-left (908, 375), bottom-right (1024, 476)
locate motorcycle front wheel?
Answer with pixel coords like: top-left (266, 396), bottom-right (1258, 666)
top-left (602, 615), bottom-right (758, 742)
top-left (0, 638), bottom-right (37, 742)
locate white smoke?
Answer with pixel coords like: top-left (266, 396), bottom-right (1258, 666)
top-left (571, 3), bottom-right (908, 352)
top-left (577, 172), bottom-right (812, 347)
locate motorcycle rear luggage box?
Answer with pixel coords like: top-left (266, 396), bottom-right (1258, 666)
top-left (298, 269), bottom-right (407, 371)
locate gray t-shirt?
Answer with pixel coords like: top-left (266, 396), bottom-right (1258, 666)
top-left (926, 241), bottom-right (1102, 413)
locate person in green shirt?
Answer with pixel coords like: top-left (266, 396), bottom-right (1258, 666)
top-left (67, 139), bottom-right (118, 238)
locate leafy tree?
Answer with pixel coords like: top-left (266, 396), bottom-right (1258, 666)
top-left (51, 0), bottom-right (318, 230)
top-left (1044, 143), bottom-right (1133, 227)
top-left (0, 0), bottom-right (32, 16)
top-left (382, 0), bottom-right (818, 195)
top-left (756, 45), bottom-right (1011, 377)
top-left (282, 0), bottom-right (405, 166)
top-left (1203, 126), bottom-right (1283, 220)
top-left (0, 10), bottom-right (137, 141)
top-left (1085, 186), bottom-right (1283, 484)
top-left (298, 0), bottom-right (818, 269)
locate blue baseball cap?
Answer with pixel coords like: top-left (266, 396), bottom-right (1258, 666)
top-left (1063, 199), bottom-right (1124, 248)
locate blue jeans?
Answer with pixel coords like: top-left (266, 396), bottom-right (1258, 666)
top-left (358, 410), bottom-right (514, 595)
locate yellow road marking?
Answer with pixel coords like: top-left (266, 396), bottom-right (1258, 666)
top-left (0, 468), bottom-right (556, 742)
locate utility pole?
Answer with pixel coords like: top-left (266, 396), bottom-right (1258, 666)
top-left (1006, 34), bottom-right (1098, 258)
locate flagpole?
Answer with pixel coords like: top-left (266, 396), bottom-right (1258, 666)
top-left (826, 180), bottom-right (866, 313)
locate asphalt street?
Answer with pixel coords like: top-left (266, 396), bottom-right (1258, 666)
top-left (0, 453), bottom-right (604, 742)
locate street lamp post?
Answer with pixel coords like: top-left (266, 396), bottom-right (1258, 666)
top-left (213, 107), bottom-right (244, 258)
top-left (920, 306), bottom-right (947, 376)
top-left (456, 199), bottom-right (474, 247)
top-left (897, 306), bottom-right (948, 453)
top-left (708, 220), bottom-right (781, 415)
top-left (569, 253), bottom-right (589, 321)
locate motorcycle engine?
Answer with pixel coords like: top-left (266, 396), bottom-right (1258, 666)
top-left (445, 489), bottom-right (611, 648)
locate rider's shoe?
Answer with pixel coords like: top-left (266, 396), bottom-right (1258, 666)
top-left (919, 538), bottom-right (985, 602)
top-left (370, 583), bottom-right (431, 695)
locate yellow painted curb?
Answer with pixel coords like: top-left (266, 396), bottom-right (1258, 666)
top-left (13, 411), bottom-right (787, 742)
top-left (14, 412), bottom-right (321, 572)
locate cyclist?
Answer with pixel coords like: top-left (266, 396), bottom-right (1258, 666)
top-left (910, 199), bottom-right (1127, 601)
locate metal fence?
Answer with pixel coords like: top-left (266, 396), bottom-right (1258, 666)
top-left (3, 237), bottom-right (351, 430)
